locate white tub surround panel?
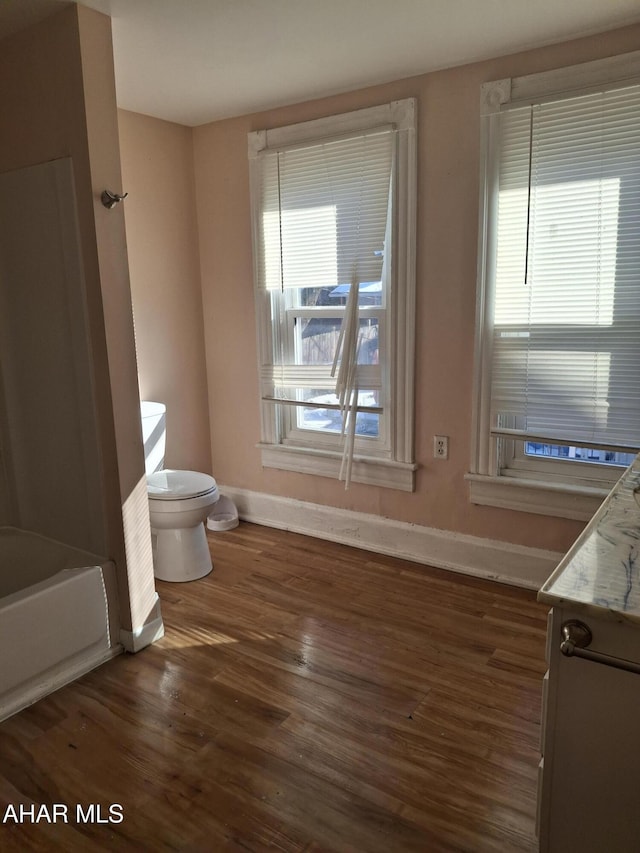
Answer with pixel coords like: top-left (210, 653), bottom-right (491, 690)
top-left (0, 528), bottom-right (121, 723)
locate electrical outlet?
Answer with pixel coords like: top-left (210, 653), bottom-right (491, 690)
top-left (434, 435), bottom-right (449, 459)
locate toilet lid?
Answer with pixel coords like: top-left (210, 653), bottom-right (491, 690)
top-left (146, 469), bottom-right (217, 500)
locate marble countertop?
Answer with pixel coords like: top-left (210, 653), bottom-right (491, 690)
top-left (539, 454), bottom-right (640, 622)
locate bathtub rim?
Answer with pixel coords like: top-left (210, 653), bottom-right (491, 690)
top-left (0, 524), bottom-right (110, 572)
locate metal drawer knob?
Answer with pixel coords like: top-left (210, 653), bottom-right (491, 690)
top-left (560, 620), bottom-right (593, 655)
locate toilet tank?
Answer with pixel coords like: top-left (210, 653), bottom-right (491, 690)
top-left (140, 401), bottom-right (166, 474)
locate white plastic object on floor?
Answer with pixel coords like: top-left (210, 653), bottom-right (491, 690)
top-left (207, 494), bottom-right (239, 531)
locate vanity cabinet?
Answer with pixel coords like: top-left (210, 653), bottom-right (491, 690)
top-left (538, 607), bottom-right (640, 852)
top-left (537, 455), bottom-right (640, 852)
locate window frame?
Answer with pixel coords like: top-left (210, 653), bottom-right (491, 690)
top-left (249, 99), bottom-right (417, 491)
top-left (469, 50), bottom-right (640, 520)
top-left (277, 286), bottom-right (389, 458)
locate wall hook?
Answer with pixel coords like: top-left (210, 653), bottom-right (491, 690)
top-left (101, 189), bottom-right (128, 209)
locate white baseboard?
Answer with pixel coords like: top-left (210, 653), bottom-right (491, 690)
top-left (119, 593), bottom-right (165, 653)
top-left (216, 486), bottom-right (563, 590)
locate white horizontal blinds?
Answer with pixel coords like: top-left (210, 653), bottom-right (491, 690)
top-left (491, 84), bottom-right (640, 450)
top-left (258, 128), bottom-right (393, 290)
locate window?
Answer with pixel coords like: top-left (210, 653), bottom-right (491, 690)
top-left (470, 52), bottom-right (640, 518)
top-left (249, 100), bottom-right (417, 490)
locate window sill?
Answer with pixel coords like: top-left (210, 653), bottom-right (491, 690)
top-left (466, 473), bottom-right (611, 521)
top-left (258, 443), bottom-right (417, 492)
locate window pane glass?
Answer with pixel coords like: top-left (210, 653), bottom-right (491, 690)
top-left (525, 442), bottom-right (634, 467)
top-left (296, 318), bottom-right (379, 366)
top-left (296, 282), bottom-right (383, 308)
top-left (324, 281), bottom-right (383, 307)
top-left (295, 389), bottom-right (380, 437)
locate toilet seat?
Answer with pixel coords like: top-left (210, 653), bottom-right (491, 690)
top-left (147, 469), bottom-right (218, 501)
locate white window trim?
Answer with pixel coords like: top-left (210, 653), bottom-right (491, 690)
top-left (470, 50), bottom-right (640, 519)
top-left (466, 473), bottom-right (609, 522)
top-left (249, 99), bottom-right (418, 491)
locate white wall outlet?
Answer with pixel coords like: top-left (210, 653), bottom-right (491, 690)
top-left (434, 435), bottom-right (449, 459)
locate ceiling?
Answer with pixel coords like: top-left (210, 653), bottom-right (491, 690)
top-left (3, 0), bottom-right (640, 126)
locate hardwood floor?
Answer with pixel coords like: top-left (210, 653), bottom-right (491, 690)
top-left (0, 522), bottom-right (549, 852)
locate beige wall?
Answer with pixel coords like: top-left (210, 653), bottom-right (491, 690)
top-left (191, 22), bottom-right (640, 555)
top-left (118, 110), bottom-right (211, 474)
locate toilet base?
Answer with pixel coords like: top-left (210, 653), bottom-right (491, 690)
top-left (151, 522), bottom-right (212, 582)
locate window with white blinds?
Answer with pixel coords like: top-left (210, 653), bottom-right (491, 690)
top-left (491, 83), bottom-right (640, 457)
top-left (248, 100), bottom-right (417, 491)
top-left (256, 129), bottom-right (394, 487)
top-left (257, 128), bottom-right (393, 292)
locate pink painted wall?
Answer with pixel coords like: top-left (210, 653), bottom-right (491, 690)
top-left (118, 110), bottom-right (212, 474)
top-left (76, 6), bottom-right (158, 634)
top-left (191, 23), bottom-right (640, 555)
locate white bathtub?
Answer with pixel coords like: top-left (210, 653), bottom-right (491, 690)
top-left (0, 527), bottom-right (120, 722)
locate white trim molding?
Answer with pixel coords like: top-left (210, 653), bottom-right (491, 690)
top-left (216, 486), bottom-right (563, 590)
top-left (510, 48), bottom-right (640, 106)
top-left (466, 474), bottom-right (607, 522)
top-left (258, 443), bottom-right (416, 491)
top-left (480, 78), bottom-right (511, 115)
top-left (119, 592), bottom-right (165, 653)
top-left (248, 99), bottom-right (416, 157)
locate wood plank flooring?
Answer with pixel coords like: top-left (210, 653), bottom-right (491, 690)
top-left (0, 522), bottom-right (549, 852)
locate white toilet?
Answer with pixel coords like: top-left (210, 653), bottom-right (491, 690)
top-left (141, 401), bottom-right (219, 582)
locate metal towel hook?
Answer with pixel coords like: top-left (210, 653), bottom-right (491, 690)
top-left (101, 189), bottom-right (128, 209)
